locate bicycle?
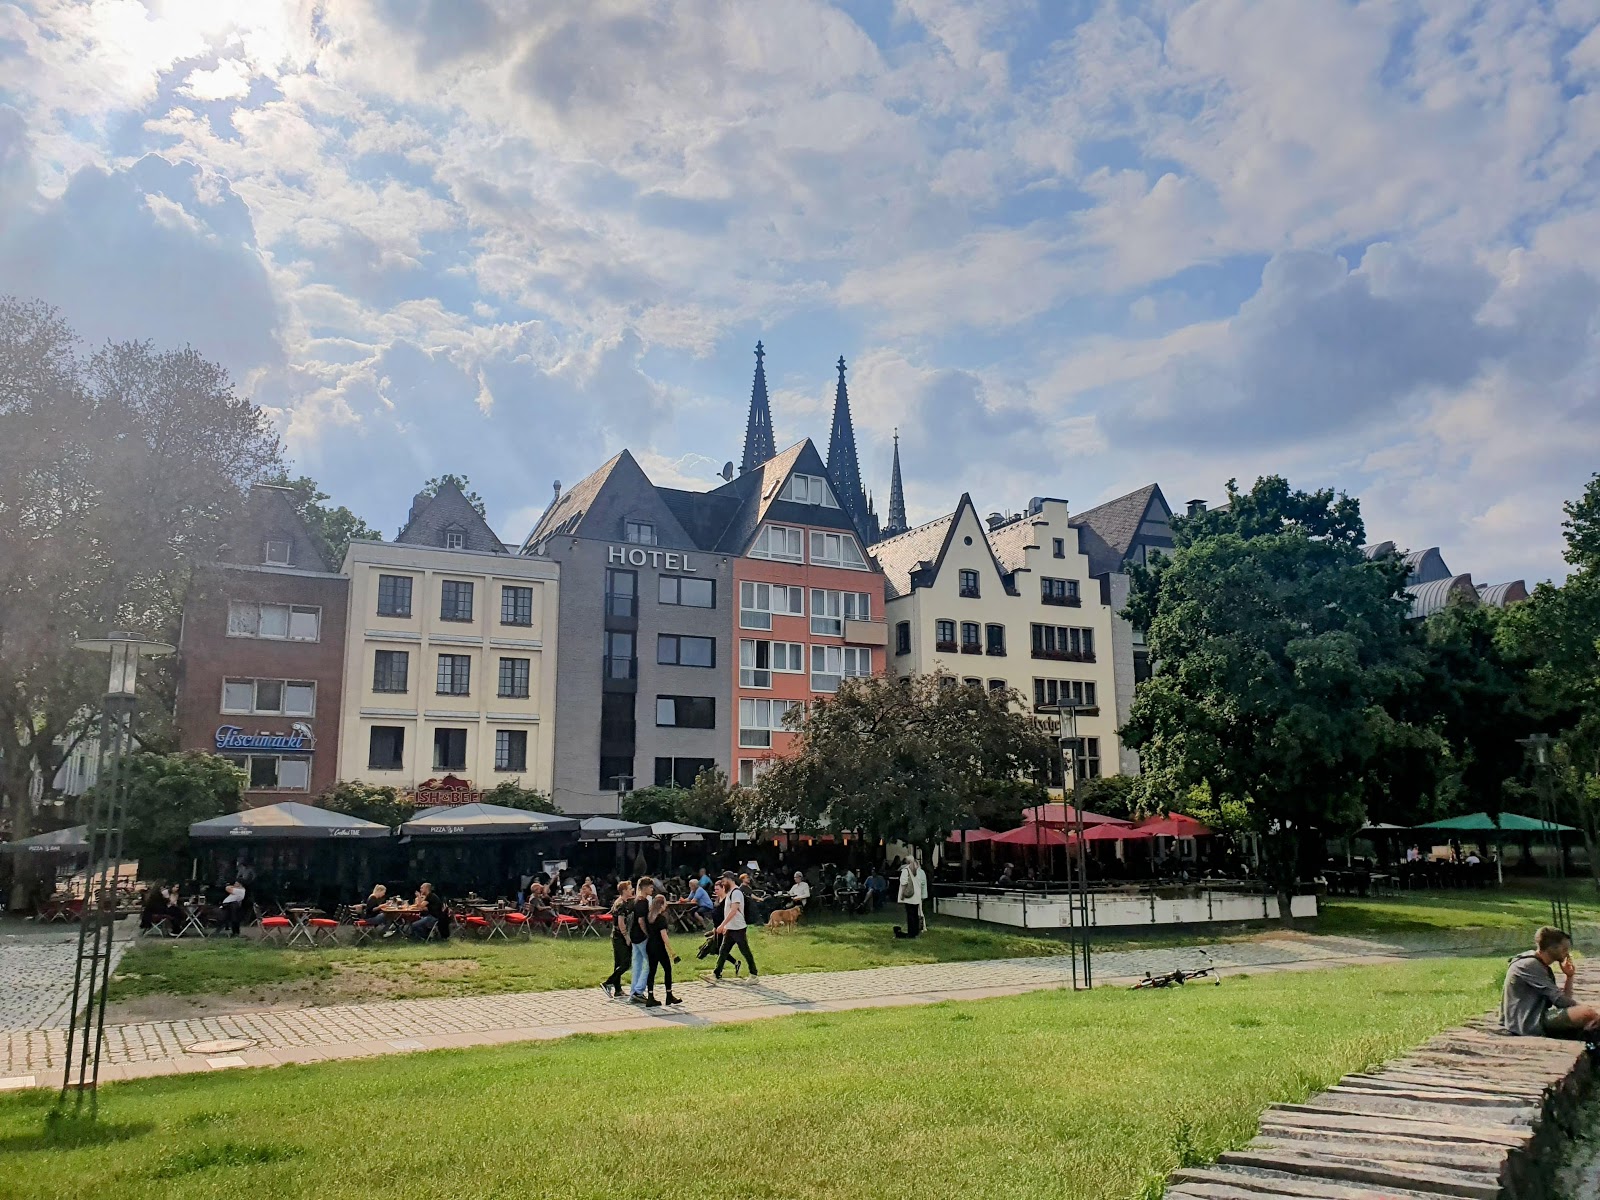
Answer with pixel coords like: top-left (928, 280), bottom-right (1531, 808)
top-left (1131, 949), bottom-right (1222, 989)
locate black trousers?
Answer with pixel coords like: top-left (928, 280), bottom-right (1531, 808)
top-left (647, 942), bottom-right (672, 992)
top-left (901, 903), bottom-right (922, 937)
top-left (714, 927), bottom-right (757, 976)
top-left (605, 936), bottom-right (630, 989)
top-left (223, 904), bottom-right (243, 936)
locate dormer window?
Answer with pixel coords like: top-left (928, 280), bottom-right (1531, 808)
top-left (624, 520), bottom-right (657, 545)
top-left (750, 524), bottom-right (804, 562)
top-left (263, 539), bottom-right (291, 566)
top-left (809, 531), bottom-right (867, 570)
top-left (783, 473), bottom-right (839, 508)
top-left (443, 528), bottom-right (465, 550)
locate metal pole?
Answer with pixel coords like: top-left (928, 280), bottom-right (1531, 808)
top-left (1064, 706), bottom-right (1091, 990)
top-left (1522, 735), bottom-right (1572, 935)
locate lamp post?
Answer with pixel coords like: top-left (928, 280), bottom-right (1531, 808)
top-left (60, 631), bottom-right (173, 1108)
top-left (1037, 702), bottom-right (1092, 990)
top-left (1518, 734), bottom-right (1572, 934)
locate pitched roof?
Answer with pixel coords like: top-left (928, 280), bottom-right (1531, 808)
top-left (657, 487), bottom-right (743, 549)
top-left (869, 510), bottom-right (956, 600)
top-left (1069, 483), bottom-right (1166, 575)
top-left (523, 452), bottom-right (628, 548)
top-left (986, 515), bottom-right (1040, 575)
top-left (705, 439), bottom-right (817, 554)
top-left (397, 477), bottom-right (506, 553)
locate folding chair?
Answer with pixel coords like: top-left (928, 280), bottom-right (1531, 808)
top-left (260, 915), bottom-right (292, 945)
top-left (307, 916), bottom-right (341, 947)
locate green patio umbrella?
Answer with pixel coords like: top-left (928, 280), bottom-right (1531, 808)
top-left (1417, 812), bottom-right (1575, 833)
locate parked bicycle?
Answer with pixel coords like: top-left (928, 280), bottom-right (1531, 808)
top-left (1132, 949), bottom-right (1222, 989)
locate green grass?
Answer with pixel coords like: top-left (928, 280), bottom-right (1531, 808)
top-left (2, 958), bottom-right (1503, 1200)
top-left (109, 912), bottom-right (1068, 1006)
top-left (1315, 882), bottom-right (1600, 939)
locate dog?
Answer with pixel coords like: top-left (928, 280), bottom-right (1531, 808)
top-left (766, 905), bottom-right (802, 931)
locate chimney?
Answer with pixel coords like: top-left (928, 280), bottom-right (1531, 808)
top-left (986, 512), bottom-right (1005, 529)
top-left (409, 491), bottom-right (430, 527)
top-left (1186, 499), bottom-right (1207, 517)
top-left (552, 480), bottom-right (562, 505)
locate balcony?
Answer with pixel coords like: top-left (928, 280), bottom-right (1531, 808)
top-left (603, 655), bottom-right (637, 681)
top-left (843, 617), bottom-right (888, 646)
top-left (1031, 648), bottom-right (1096, 663)
top-left (935, 639), bottom-right (958, 654)
top-left (958, 583), bottom-right (981, 599)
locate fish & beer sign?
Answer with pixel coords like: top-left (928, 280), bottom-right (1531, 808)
top-left (214, 722), bottom-right (316, 753)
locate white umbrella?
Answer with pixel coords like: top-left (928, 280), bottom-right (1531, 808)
top-left (579, 816), bottom-right (652, 842)
top-left (650, 820), bottom-right (718, 842)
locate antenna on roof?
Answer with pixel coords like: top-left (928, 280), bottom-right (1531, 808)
top-left (720, 461), bottom-right (735, 482)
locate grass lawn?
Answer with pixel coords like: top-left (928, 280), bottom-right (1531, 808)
top-left (108, 911), bottom-right (1067, 1010)
top-left (1315, 881), bottom-right (1600, 940)
top-left (1, 958), bottom-right (1503, 1200)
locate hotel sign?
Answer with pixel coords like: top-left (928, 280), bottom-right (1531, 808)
top-left (608, 545), bottom-right (698, 571)
top-left (215, 723), bottom-right (316, 753)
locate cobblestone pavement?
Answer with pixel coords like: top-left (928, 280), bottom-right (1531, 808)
top-left (0, 930), bottom-right (1489, 1087)
top-left (0, 927), bottom-right (128, 1034)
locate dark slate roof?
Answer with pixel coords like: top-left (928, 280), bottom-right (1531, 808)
top-left (221, 484), bottom-right (336, 573)
top-left (397, 478), bottom-right (506, 553)
top-left (869, 512), bottom-right (954, 600)
top-left (657, 487), bottom-right (743, 550)
top-left (1069, 483), bottom-right (1166, 576)
top-left (523, 452), bottom-right (627, 548)
top-left (706, 439), bottom-right (820, 554)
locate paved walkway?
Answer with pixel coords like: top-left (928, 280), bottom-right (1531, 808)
top-left (0, 929), bottom-right (127, 1034)
top-left (0, 931), bottom-right (1472, 1090)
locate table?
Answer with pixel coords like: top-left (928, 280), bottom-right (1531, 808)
top-left (832, 888), bottom-right (861, 915)
top-left (557, 903), bottom-right (606, 937)
top-left (667, 899), bottom-right (705, 934)
top-left (176, 901), bottom-right (210, 939)
top-left (284, 905), bottom-right (325, 947)
top-left (467, 903), bottom-right (512, 940)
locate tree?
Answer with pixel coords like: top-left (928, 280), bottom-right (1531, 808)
top-left (1122, 476), bottom-right (1423, 921)
top-left (421, 473), bottom-right (486, 519)
top-left (619, 769), bottom-right (734, 828)
top-left (738, 674), bottom-right (1054, 849)
top-left (264, 473), bottom-right (381, 567)
top-left (320, 780), bottom-right (412, 829)
top-left (482, 780), bottom-right (558, 812)
top-left (0, 299), bottom-right (282, 905)
top-left (118, 752), bottom-right (243, 882)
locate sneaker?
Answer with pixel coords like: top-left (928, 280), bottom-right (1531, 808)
top-left (383, 928), bottom-right (398, 939)
top-left (711, 972), bottom-right (723, 982)
top-left (644, 995), bottom-right (662, 1008)
top-left (601, 982), bottom-right (614, 998)
top-left (748, 971), bottom-right (759, 980)
top-left (629, 992), bottom-right (645, 1004)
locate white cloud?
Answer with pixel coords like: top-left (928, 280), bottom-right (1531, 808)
top-left (180, 58), bottom-right (253, 102)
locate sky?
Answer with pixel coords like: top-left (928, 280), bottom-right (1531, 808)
top-left (1, 0), bottom-right (1597, 585)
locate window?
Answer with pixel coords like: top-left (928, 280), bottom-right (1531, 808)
top-left (368, 726), bottom-right (405, 770)
top-left (600, 692), bottom-right (636, 746)
top-left (377, 574), bottom-right (413, 617)
top-left (1052, 537), bottom-right (1066, 558)
top-left (963, 676), bottom-right (982, 689)
top-left (739, 698), bottom-right (799, 747)
top-left (659, 575), bottom-right (715, 608)
top-left (624, 519), bottom-right (657, 545)
top-left (1031, 625), bottom-right (1095, 661)
top-left (655, 695), bottom-right (716, 729)
top-left (443, 529), bottom-right (465, 550)
top-left (738, 758), bottom-right (773, 787)
top-left (988, 679), bottom-right (1008, 696)
top-left (655, 756), bottom-right (716, 789)
top-left (498, 657), bottom-right (531, 698)
top-left (599, 755), bottom-right (634, 791)
top-left (895, 621), bottom-right (911, 656)
top-left (658, 634), bottom-right (716, 667)
top-left (1041, 577), bottom-right (1080, 606)
top-left (433, 727), bottom-right (467, 771)
top-left (263, 539), bottom-right (291, 566)
top-left (495, 729), bottom-right (527, 772)
top-left (1067, 736), bottom-right (1101, 780)
top-left (740, 640), bottom-right (802, 687)
top-left (750, 523), bottom-right (804, 562)
top-left (440, 580), bottom-right (474, 622)
top-left (1034, 679), bottom-right (1098, 711)
top-left (605, 568), bottom-right (637, 619)
top-left (960, 621), bottom-right (981, 653)
top-left (373, 650), bottom-right (409, 694)
top-left (809, 530), bottom-right (867, 569)
top-left (810, 645), bottom-right (871, 692)
top-left (604, 631), bottom-right (636, 680)
top-left (935, 619), bottom-right (957, 653)
top-left (782, 473), bottom-right (839, 507)
top-left (810, 589), bottom-right (871, 635)
top-left (227, 602), bottom-right (320, 642)
top-left (232, 754), bottom-right (310, 791)
top-left (958, 569), bottom-right (980, 598)
top-left (436, 653), bottom-right (471, 696)
top-left (501, 585), bottom-right (534, 626)
top-left (986, 623), bottom-right (1007, 656)
top-left (740, 580), bottom-right (804, 629)
top-left (222, 678), bottom-right (316, 716)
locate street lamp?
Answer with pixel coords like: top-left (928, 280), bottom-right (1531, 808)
top-left (60, 631), bottom-right (173, 1108)
top-left (1518, 733), bottom-right (1572, 934)
top-left (1037, 702), bottom-right (1092, 989)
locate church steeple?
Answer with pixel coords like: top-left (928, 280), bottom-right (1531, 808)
top-left (826, 356), bottom-right (875, 542)
top-left (884, 429), bottom-right (907, 537)
top-left (740, 341), bottom-right (775, 473)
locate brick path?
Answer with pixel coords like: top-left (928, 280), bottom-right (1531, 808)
top-left (0, 931), bottom-right (1460, 1090)
top-left (0, 930), bottom-right (128, 1033)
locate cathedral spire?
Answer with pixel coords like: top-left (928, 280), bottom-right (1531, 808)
top-left (826, 355), bottom-right (874, 542)
top-left (884, 429), bottom-right (907, 537)
top-left (740, 341), bottom-right (775, 474)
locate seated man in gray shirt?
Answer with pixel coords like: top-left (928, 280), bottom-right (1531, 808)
top-left (1502, 926), bottom-right (1600, 1038)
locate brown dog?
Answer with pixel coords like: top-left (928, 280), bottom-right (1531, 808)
top-left (766, 905), bottom-right (802, 931)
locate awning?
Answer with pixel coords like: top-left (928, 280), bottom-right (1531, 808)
top-left (650, 820), bottom-right (720, 842)
top-left (1081, 823), bottom-right (1155, 843)
top-left (946, 827), bottom-right (999, 844)
top-left (1417, 811), bottom-right (1576, 834)
top-left (401, 803), bottom-right (579, 838)
top-left (1133, 814), bottom-right (1212, 838)
top-left (1357, 822), bottom-right (1411, 833)
top-left (578, 816), bottom-right (652, 842)
top-left (190, 802), bottom-right (391, 841)
top-left (1, 824), bottom-right (90, 855)
top-left (1022, 803), bottom-right (1131, 827)
top-left (992, 825), bottom-right (1073, 847)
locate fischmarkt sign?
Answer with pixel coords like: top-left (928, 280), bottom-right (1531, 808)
top-left (607, 545), bottom-right (699, 571)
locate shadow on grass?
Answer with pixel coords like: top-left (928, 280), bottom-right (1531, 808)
top-left (150, 1141), bottom-right (304, 1178)
top-left (0, 1111), bottom-right (155, 1154)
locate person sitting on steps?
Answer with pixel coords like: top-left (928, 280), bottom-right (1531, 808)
top-left (1502, 926), bottom-right (1600, 1039)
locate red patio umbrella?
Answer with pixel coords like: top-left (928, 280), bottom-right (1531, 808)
top-left (946, 828), bottom-right (999, 844)
top-left (992, 825), bottom-right (1073, 847)
top-left (1022, 803), bottom-right (1131, 827)
top-left (1080, 823), bottom-right (1155, 842)
top-left (1133, 814), bottom-right (1212, 838)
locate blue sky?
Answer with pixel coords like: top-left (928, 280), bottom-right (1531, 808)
top-left (2, 1), bottom-right (1598, 584)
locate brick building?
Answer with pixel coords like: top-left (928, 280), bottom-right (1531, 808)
top-left (175, 484), bottom-right (349, 804)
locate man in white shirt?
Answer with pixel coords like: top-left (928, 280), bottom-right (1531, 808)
top-left (787, 872), bottom-right (811, 909)
top-left (713, 871), bottom-right (759, 981)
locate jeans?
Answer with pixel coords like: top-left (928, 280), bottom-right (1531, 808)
top-left (410, 914), bottom-right (437, 940)
top-left (630, 941), bottom-right (649, 995)
top-left (714, 928), bottom-right (757, 977)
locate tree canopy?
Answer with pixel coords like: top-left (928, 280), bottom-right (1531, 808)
top-left (264, 473), bottom-right (381, 567)
top-left (622, 767), bottom-right (736, 829)
top-left (119, 752), bottom-right (243, 883)
top-left (421, 473), bottom-right (487, 519)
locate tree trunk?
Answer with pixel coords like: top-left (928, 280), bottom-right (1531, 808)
top-left (3, 751), bottom-right (38, 912)
top-left (1264, 823), bottom-right (1300, 930)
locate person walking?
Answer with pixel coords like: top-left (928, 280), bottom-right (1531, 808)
top-left (628, 878), bottom-right (655, 1003)
top-left (713, 871), bottom-right (759, 981)
top-left (644, 893), bottom-right (682, 1007)
top-left (894, 857), bottom-right (924, 938)
top-left (603, 880), bottom-right (634, 998)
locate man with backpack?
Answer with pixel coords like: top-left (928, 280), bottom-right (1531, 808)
top-left (713, 871), bottom-right (759, 981)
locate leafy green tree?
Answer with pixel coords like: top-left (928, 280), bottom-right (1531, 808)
top-left (264, 473), bottom-right (381, 566)
top-left (1070, 774), bottom-right (1142, 821)
top-left (482, 780), bottom-right (558, 812)
top-left (422, 473), bottom-right (487, 518)
top-left (1122, 476), bottom-right (1423, 921)
top-left (118, 752), bottom-right (243, 882)
top-left (739, 673), bottom-right (1053, 849)
top-left (620, 787), bottom-right (688, 825)
top-left (320, 780), bottom-right (412, 829)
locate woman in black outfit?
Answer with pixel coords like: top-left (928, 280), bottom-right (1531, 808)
top-left (644, 893), bottom-right (681, 1007)
top-left (602, 880), bottom-right (634, 998)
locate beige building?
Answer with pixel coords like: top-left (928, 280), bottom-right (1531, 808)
top-left (870, 495), bottom-right (1121, 785)
top-left (337, 481), bottom-right (559, 796)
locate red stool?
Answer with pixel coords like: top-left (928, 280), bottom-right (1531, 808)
top-left (307, 917), bottom-right (340, 947)
top-left (503, 911), bottom-right (531, 939)
top-left (461, 915), bottom-right (490, 939)
top-left (551, 914), bottom-right (581, 938)
top-left (352, 919), bottom-right (377, 946)
top-left (260, 915), bottom-right (291, 946)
